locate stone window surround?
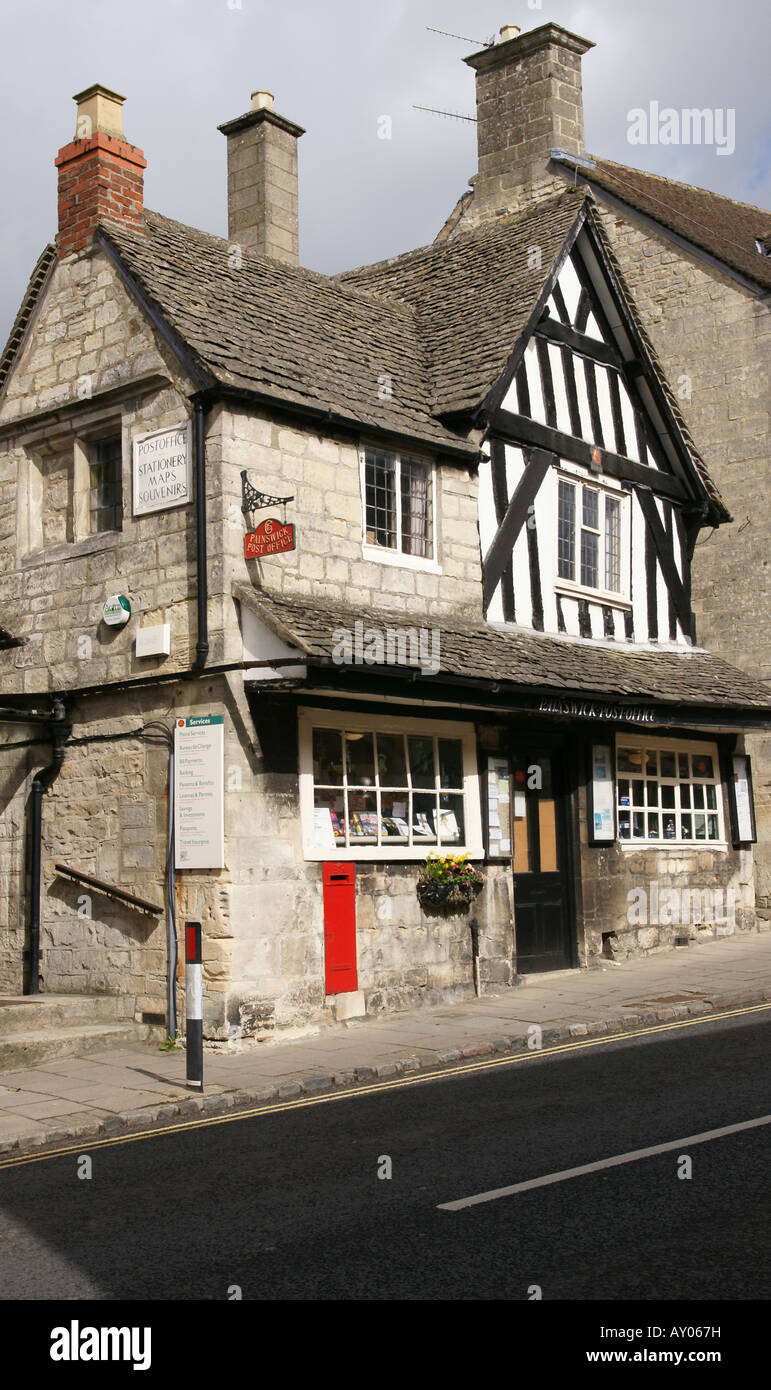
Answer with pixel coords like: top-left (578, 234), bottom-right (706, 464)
top-left (358, 443), bottom-right (442, 575)
top-left (615, 732), bottom-right (728, 850)
top-left (19, 406), bottom-right (126, 558)
top-left (298, 706), bottom-right (483, 862)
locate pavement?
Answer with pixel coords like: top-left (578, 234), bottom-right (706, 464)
top-left (0, 931), bottom-right (769, 1158)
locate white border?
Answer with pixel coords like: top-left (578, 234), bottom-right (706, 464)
top-left (615, 732), bottom-right (727, 850)
top-left (299, 706), bottom-right (483, 862)
top-left (358, 447), bottom-right (441, 573)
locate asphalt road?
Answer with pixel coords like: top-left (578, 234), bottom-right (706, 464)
top-left (0, 1011), bottom-right (768, 1301)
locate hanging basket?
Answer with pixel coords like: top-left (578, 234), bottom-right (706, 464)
top-left (416, 876), bottom-right (484, 914)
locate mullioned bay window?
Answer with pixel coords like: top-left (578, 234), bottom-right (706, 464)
top-left (557, 472), bottom-right (627, 601)
top-left (616, 737), bottom-right (726, 845)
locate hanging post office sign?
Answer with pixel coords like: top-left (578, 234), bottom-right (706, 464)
top-left (244, 518), bottom-right (296, 559)
top-left (133, 422), bottom-right (191, 516)
top-left (174, 715), bottom-right (224, 869)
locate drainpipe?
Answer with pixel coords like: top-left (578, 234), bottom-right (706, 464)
top-left (28, 699), bottom-right (70, 994)
top-left (191, 398), bottom-right (209, 674)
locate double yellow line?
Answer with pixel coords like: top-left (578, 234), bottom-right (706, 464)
top-left (1, 1001), bottom-right (768, 1171)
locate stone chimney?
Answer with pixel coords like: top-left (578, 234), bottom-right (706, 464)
top-left (464, 22), bottom-right (594, 220)
top-left (55, 85), bottom-right (146, 256)
top-left (218, 91), bottom-right (305, 265)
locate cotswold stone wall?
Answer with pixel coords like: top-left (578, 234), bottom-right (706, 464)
top-left (218, 408), bottom-right (483, 633)
top-left (576, 771), bottom-right (757, 963)
top-left (593, 207), bottom-right (771, 910)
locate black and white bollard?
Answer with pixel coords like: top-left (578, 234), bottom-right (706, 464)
top-left (185, 921), bottom-right (203, 1091)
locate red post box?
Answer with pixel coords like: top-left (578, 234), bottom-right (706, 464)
top-left (323, 862), bottom-right (358, 995)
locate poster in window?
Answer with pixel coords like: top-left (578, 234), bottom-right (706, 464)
top-left (731, 755), bottom-right (756, 844)
top-left (589, 743), bottom-right (615, 843)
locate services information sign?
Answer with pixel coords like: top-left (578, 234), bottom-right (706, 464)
top-left (133, 423), bottom-right (191, 516)
top-left (174, 715), bottom-right (224, 869)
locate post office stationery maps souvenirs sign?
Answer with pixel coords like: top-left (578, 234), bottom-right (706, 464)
top-left (133, 423), bottom-right (191, 515)
top-left (244, 517), bottom-right (296, 559)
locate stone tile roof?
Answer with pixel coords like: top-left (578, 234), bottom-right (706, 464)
top-left (234, 584), bottom-right (771, 713)
top-left (559, 155), bottom-right (771, 292)
top-left (338, 190), bottom-right (725, 518)
top-left (100, 211), bottom-right (477, 458)
top-left (336, 190), bottom-right (585, 416)
top-left (0, 244), bottom-right (56, 399)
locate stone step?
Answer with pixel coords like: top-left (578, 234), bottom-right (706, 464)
top-left (0, 1021), bottom-right (161, 1072)
top-left (0, 993), bottom-right (135, 1035)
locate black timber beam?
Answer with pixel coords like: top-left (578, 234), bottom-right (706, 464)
top-left (491, 408), bottom-right (688, 503)
top-left (535, 317), bottom-right (622, 370)
top-left (482, 448), bottom-right (554, 611)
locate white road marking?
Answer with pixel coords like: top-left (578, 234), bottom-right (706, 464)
top-left (438, 1113), bottom-right (771, 1211)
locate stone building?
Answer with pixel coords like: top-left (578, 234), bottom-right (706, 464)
top-left (0, 49), bottom-right (768, 1040)
top-left (438, 19), bottom-right (771, 920)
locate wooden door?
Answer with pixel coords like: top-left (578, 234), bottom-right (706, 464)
top-left (512, 750), bottom-right (573, 973)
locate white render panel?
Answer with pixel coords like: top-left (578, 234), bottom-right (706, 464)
top-left (631, 490), bottom-right (649, 639)
top-left (537, 468), bottom-right (559, 634)
top-left (549, 343), bottom-right (572, 435)
top-left (524, 339), bottom-right (546, 424)
top-left (594, 365), bottom-right (615, 448)
top-left (584, 310), bottom-right (603, 340)
top-left (656, 496), bottom-right (671, 638)
top-left (478, 456), bottom-right (498, 560)
top-left (557, 256), bottom-right (583, 323)
top-left (561, 593), bottom-right (581, 637)
top-left (619, 377), bottom-right (640, 461)
top-left (512, 524), bottom-right (532, 625)
top-left (504, 443), bottom-right (526, 497)
top-left (574, 358), bottom-right (593, 441)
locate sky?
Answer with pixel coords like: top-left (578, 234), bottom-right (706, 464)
top-left (1, 0), bottom-right (769, 342)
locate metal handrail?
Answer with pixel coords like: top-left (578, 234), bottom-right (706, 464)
top-left (54, 863), bottom-right (163, 917)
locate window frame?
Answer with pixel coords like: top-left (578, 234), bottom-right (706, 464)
top-left (299, 707), bottom-right (483, 861)
top-left (359, 445), bottom-right (441, 574)
top-left (615, 734), bottom-right (728, 849)
top-left (555, 467), bottom-right (631, 607)
top-left (87, 432), bottom-right (124, 535)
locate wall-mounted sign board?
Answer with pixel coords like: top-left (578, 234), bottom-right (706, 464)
top-left (174, 715), bottom-right (224, 869)
top-left (102, 594), bottom-right (131, 627)
top-left (133, 422), bottom-right (191, 516)
top-left (244, 518), bottom-right (296, 559)
top-left (588, 742), bottom-right (615, 843)
top-left (730, 754), bottom-right (756, 845)
top-left (486, 756), bottom-right (512, 858)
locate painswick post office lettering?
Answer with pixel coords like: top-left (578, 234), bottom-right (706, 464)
top-left (132, 423), bottom-right (191, 515)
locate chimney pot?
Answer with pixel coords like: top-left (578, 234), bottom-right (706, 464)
top-left (499, 25), bottom-right (520, 43)
top-left (72, 83), bottom-right (126, 141)
top-left (250, 90), bottom-right (274, 111)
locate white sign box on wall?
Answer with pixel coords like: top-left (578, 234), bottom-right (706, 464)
top-left (174, 715), bottom-right (224, 869)
top-left (133, 422), bottom-right (191, 516)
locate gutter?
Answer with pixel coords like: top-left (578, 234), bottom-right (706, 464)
top-left (27, 699), bottom-right (71, 995)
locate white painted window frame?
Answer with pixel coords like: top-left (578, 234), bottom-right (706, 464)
top-left (299, 706), bottom-right (483, 862)
top-left (359, 445), bottom-right (441, 574)
top-left (555, 466), bottom-right (632, 608)
top-left (615, 732), bottom-right (727, 850)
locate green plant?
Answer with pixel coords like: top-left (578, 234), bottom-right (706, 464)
top-left (419, 852), bottom-right (483, 887)
top-left (158, 1036), bottom-right (179, 1051)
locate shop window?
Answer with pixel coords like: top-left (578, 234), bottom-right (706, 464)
top-left (299, 709), bottom-right (483, 861)
top-left (616, 738), bottom-right (725, 845)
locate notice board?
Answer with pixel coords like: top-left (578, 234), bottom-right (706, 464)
top-left (174, 715), bottom-right (225, 868)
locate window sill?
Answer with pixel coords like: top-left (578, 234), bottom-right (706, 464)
top-left (617, 840), bottom-right (728, 853)
top-left (361, 543), bottom-right (442, 576)
top-left (304, 844), bottom-right (484, 862)
top-left (22, 531), bottom-right (121, 567)
top-left (556, 581), bottom-right (631, 610)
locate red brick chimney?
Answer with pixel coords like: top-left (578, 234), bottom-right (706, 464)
top-left (55, 85), bottom-right (146, 256)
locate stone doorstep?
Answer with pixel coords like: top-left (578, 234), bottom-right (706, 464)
top-left (4, 987), bottom-right (769, 1158)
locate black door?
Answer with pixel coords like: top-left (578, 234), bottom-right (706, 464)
top-left (512, 749), bottom-right (573, 973)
